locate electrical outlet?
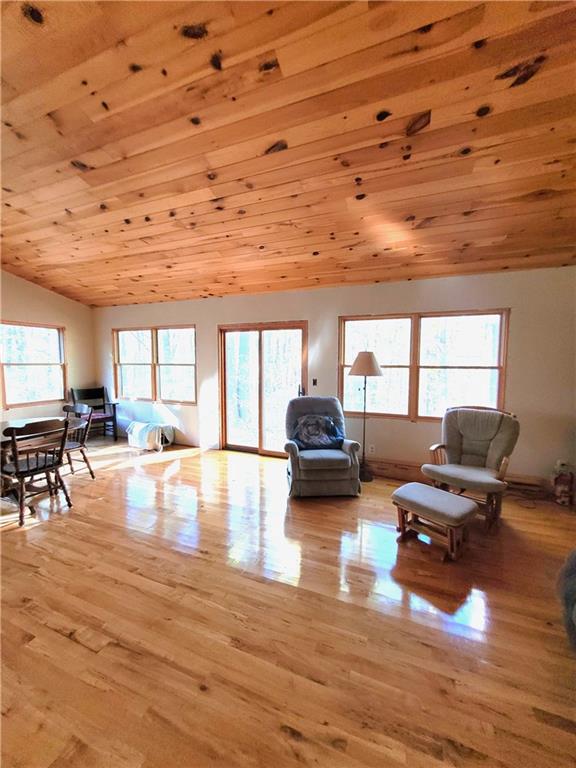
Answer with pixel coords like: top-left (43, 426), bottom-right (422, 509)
top-left (368, 444), bottom-right (376, 455)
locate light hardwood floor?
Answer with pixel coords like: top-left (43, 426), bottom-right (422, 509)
top-left (2, 442), bottom-right (575, 768)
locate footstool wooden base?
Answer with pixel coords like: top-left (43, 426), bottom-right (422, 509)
top-left (392, 482), bottom-right (478, 561)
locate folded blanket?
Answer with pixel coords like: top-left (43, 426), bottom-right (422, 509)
top-left (126, 421), bottom-right (174, 452)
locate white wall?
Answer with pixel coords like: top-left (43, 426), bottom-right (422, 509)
top-left (94, 267), bottom-right (576, 481)
top-left (1, 272), bottom-right (96, 420)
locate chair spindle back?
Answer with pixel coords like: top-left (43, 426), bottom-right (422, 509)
top-left (63, 404), bottom-right (93, 447)
top-left (4, 420), bottom-right (69, 475)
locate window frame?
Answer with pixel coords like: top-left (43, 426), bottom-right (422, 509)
top-left (338, 309), bottom-right (509, 422)
top-left (0, 320), bottom-right (67, 409)
top-left (338, 313), bottom-right (414, 421)
top-left (112, 324), bottom-right (197, 405)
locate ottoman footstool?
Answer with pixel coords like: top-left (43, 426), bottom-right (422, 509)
top-left (392, 482), bottom-right (478, 561)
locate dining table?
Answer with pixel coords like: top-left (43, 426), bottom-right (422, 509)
top-left (1, 415), bottom-right (84, 438)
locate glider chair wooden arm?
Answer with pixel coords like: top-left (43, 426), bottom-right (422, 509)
top-left (497, 455), bottom-right (510, 481)
top-left (429, 443), bottom-right (447, 465)
top-left (422, 407), bottom-right (520, 530)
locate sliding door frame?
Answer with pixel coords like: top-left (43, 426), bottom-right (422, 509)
top-left (218, 321), bottom-right (308, 457)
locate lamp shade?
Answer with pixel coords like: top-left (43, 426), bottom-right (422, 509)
top-left (349, 351), bottom-right (382, 377)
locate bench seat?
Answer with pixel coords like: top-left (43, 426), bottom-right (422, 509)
top-left (391, 482), bottom-right (478, 561)
top-left (392, 482), bottom-right (478, 525)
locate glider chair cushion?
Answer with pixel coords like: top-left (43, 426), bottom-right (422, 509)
top-left (285, 396), bottom-right (361, 497)
top-left (421, 406), bottom-right (519, 528)
top-left (441, 407), bottom-right (519, 470)
top-left (420, 464), bottom-right (507, 494)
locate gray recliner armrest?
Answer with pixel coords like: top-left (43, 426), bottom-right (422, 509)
top-left (341, 439), bottom-right (360, 457)
top-left (284, 440), bottom-right (300, 457)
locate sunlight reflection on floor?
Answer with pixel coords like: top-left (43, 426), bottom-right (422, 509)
top-left (2, 440), bottom-right (492, 636)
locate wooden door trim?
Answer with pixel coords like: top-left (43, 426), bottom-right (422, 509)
top-left (258, 330), bottom-right (263, 454)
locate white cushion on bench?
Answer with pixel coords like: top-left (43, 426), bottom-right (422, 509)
top-left (392, 482), bottom-right (478, 526)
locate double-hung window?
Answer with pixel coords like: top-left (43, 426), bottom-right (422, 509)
top-left (114, 326), bottom-right (196, 403)
top-left (418, 313), bottom-right (505, 417)
top-left (340, 310), bottom-right (508, 420)
top-left (116, 328), bottom-right (154, 400)
top-left (341, 316), bottom-right (412, 416)
top-left (1, 322), bottom-right (66, 407)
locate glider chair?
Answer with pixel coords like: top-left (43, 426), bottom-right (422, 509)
top-left (284, 396), bottom-right (361, 498)
top-left (421, 406), bottom-right (520, 529)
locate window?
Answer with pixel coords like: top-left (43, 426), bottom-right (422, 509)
top-left (1, 322), bottom-right (66, 406)
top-left (340, 311), bottom-right (508, 420)
top-left (342, 317), bottom-right (412, 416)
top-left (418, 313), bottom-right (503, 418)
top-left (157, 327), bottom-right (197, 402)
top-left (114, 326), bottom-right (196, 403)
top-left (116, 329), bottom-right (153, 400)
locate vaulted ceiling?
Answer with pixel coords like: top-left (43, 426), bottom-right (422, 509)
top-left (1, 1), bottom-right (575, 307)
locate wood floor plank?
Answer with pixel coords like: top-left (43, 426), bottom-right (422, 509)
top-left (2, 442), bottom-right (575, 767)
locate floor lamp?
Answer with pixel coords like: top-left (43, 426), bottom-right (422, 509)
top-left (349, 351), bottom-right (382, 482)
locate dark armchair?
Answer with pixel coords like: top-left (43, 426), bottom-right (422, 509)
top-left (71, 387), bottom-right (118, 441)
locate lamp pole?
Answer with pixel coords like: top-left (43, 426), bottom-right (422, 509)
top-left (360, 373), bottom-right (373, 482)
top-left (348, 351), bottom-right (381, 483)
top-left (361, 374), bottom-right (367, 467)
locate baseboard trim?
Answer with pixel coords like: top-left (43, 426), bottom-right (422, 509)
top-left (365, 457), bottom-right (548, 489)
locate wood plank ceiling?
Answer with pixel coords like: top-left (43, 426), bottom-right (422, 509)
top-left (1, 1), bottom-right (575, 307)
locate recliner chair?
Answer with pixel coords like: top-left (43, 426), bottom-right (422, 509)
top-left (285, 396), bottom-right (361, 497)
top-left (421, 406), bottom-right (520, 528)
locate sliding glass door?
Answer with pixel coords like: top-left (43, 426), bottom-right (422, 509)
top-left (224, 330), bottom-right (259, 449)
top-left (221, 323), bottom-right (307, 455)
top-left (261, 328), bottom-right (304, 452)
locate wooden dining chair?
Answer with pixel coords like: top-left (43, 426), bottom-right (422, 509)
top-left (1, 419), bottom-right (72, 526)
top-left (71, 387), bottom-right (118, 440)
top-left (63, 404), bottom-right (95, 479)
